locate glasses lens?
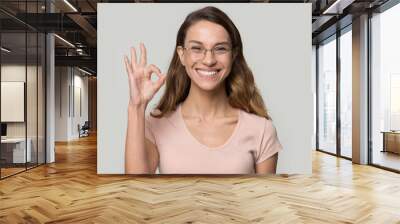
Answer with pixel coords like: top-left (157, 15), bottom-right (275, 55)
top-left (190, 46), bottom-right (203, 54)
top-left (214, 46), bottom-right (229, 55)
top-left (185, 45), bottom-right (232, 59)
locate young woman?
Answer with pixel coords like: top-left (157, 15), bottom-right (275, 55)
top-left (124, 6), bottom-right (282, 174)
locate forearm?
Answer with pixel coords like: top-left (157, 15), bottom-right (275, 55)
top-left (125, 103), bottom-right (150, 174)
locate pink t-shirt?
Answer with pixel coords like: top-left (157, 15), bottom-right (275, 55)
top-left (145, 104), bottom-right (283, 174)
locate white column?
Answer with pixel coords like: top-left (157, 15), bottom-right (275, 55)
top-left (46, 1), bottom-right (55, 163)
top-left (352, 14), bottom-right (369, 164)
top-left (46, 33), bottom-right (55, 163)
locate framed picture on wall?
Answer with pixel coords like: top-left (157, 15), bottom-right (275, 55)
top-left (1, 81), bottom-right (25, 122)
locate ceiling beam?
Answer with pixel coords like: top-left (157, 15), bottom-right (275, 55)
top-left (67, 13), bottom-right (97, 40)
top-left (322, 0), bottom-right (356, 14)
top-left (55, 55), bottom-right (96, 70)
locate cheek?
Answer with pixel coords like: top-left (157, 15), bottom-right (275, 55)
top-left (223, 59), bottom-right (234, 73)
top-left (183, 58), bottom-right (195, 77)
top-left (182, 55), bottom-right (195, 68)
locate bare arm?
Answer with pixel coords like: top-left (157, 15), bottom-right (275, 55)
top-left (125, 104), bottom-right (149, 173)
top-left (124, 43), bottom-right (166, 174)
top-left (255, 153), bottom-right (278, 174)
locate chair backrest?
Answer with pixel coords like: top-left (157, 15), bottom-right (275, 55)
top-left (82, 121), bottom-right (90, 129)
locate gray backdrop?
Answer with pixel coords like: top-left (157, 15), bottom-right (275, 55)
top-left (97, 3), bottom-right (313, 174)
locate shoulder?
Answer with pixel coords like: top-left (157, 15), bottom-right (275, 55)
top-left (145, 108), bottom-right (179, 129)
top-left (240, 110), bottom-right (270, 130)
top-left (239, 110), bottom-right (279, 138)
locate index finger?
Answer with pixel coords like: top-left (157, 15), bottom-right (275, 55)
top-left (139, 43), bottom-right (147, 66)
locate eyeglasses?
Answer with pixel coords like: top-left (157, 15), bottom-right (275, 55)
top-left (182, 45), bottom-right (233, 59)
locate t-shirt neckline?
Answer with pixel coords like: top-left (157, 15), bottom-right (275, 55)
top-left (178, 103), bottom-right (242, 151)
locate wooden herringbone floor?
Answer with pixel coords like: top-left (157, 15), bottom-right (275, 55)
top-left (0, 134), bottom-right (400, 224)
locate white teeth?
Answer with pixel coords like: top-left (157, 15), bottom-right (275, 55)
top-left (197, 69), bottom-right (218, 76)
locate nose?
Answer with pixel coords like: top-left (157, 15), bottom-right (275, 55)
top-left (201, 50), bottom-right (217, 66)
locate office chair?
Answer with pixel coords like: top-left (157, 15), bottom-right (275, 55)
top-left (79, 121), bottom-right (90, 138)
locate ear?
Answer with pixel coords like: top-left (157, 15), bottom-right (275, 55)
top-left (177, 46), bottom-right (185, 66)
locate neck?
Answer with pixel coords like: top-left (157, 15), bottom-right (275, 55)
top-left (181, 82), bottom-right (231, 119)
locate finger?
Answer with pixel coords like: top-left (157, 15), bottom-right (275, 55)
top-left (130, 47), bottom-right (137, 69)
top-left (146, 64), bottom-right (162, 79)
top-left (124, 56), bottom-right (133, 76)
top-left (139, 43), bottom-right (147, 66)
top-left (153, 74), bottom-right (166, 93)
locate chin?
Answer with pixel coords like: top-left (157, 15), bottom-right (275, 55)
top-left (195, 82), bottom-right (221, 91)
top-left (191, 77), bottom-right (228, 93)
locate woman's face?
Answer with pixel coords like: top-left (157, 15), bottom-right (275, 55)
top-left (177, 20), bottom-right (234, 92)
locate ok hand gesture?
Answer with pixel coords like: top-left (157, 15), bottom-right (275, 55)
top-left (124, 43), bottom-right (166, 107)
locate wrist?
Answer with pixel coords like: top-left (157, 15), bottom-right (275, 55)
top-left (128, 101), bottom-right (147, 113)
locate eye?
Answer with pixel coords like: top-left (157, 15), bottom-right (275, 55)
top-left (190, 46), bottom-right (203, 53)
top-left (214, 46), bottom-right (229, 54)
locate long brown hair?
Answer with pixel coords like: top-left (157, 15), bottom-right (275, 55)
top-left (151, 6), bottom-right (270, 120)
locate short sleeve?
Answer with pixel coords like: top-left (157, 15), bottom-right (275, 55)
top-left (145, 115), bottom-right (156, 145)
top-left (255, 119), bottom-right (283, 164)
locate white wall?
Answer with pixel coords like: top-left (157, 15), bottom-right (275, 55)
top-left (1, 63), bottom-right (46, 163)
top-left (72, 72), bottom-right (89, 138)
top-left (312, 45), bottom-right (317, 151)
top-left (1, 65), bottom-right (39, 138)
top-left (98, 3), bottom-right (313, 174)
top-left (55, 66), bottom-right (69, 141)
top-left (54, 67), bottom-right (89, 141)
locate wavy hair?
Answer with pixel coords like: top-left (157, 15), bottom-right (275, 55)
top-left (151, 6), bottom-right (270, 120)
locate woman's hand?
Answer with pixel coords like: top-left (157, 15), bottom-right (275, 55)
top-left (124, 43), bottom-right (166, 107)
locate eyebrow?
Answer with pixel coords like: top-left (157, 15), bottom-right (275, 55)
top-left (188, 40), bottom-right (231, 45)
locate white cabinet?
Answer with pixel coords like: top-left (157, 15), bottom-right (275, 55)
top-left (1, 138), bottom-right (32, 163)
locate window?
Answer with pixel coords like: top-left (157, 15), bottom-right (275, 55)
top-left (371, 2), bottom-right (400, 171)
top-left (0, 1), bottom-right (47, 179)
top-left (339, 28), bottom-right (352, 158)
top-left (318, 36), bottom-right (337, 154)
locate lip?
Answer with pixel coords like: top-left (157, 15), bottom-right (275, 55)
top-left (195, 68), bottom-right (221, 73)
top-left (195, 68), bottom-right (221, 80)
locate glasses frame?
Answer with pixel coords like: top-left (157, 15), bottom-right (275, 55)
top-left (180, 44), bottom-right (234, 60)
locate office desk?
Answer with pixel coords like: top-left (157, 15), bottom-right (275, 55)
top-left (1, 138), bottom-right (31, 163)
top-left (381, 131), bottom-right (400, 154)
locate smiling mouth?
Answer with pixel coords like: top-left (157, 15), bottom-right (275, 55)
top-left (195, 69), bottom-right (221, 77)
